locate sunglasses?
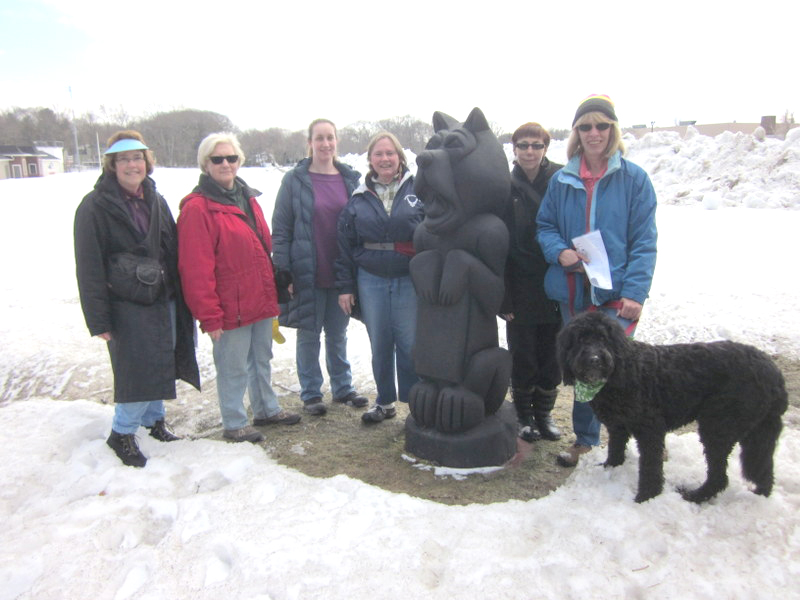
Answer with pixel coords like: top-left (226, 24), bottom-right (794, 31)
top-left (577, 123), bottom-right (611, 132)
top-left (209, 155), bottom-right (239, 164)
top-left (515, 142), bottom-right (546, 151)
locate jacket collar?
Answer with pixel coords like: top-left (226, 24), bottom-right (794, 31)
top-left (94, 172), bottom-right (156, 211)
top-left (354, 167), bottom-right (412, 196)
top-left (192, 173), bottom-right (260, 205)
top-left (561, 150), bottom-right (622, 184)
top-left (296, 156), bottom-right (360, 188)
top-left (511, 156), bottom-right (553, 185)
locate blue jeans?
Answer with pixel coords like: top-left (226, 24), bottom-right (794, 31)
top-left (296, 288), bottom-right (354, 403)
top-left (358, 270), bottom-right (418, 405)
top-left (112, 401), bottom-right (166, 434)
top-left (212, 318), bottom-right (281, 430)
top-left (560, 302), bottom-right (637, 447)
top-left (112, 301), bottom-right (176, 434)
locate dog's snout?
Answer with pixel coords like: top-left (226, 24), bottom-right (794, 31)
top-left (587, 353), bottom-right (602, 365)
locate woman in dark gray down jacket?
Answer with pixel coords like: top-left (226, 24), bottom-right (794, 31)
top-left (500, 122), bottom-right (563, 443)
top-left (271, 118), bottom-right (368, 416)
top-left (74, 130), bottom-right (200, 468)
top-left (336, 132), bottom-right (424, 423)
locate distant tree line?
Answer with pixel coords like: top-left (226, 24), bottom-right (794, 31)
top-left (0, 106), bottom-right (446, 169)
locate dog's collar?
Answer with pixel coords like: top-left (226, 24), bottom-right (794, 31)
top-left (575, 380), bottom-right (606, 403)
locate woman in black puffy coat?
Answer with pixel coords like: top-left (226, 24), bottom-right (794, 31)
top-left (271, 118), bottom-right (368, 416)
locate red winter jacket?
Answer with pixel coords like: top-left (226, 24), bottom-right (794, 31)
top-left (177, 179), bottom-right (279, 333)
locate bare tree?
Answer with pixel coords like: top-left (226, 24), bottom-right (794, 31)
top-left (0, 107), bottom-right (72, 145)
top-left (135, 109), bottom-right (236, 167)
top-left (780, 110), bottom-right (796, 138)
top-left (548, 128), bottom-right (571, 141)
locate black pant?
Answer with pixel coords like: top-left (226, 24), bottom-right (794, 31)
top-left (506, 320), bottom-right (561, 391)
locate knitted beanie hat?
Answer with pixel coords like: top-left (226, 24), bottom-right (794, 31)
top-left (573, 94), bottom-right (617, 126)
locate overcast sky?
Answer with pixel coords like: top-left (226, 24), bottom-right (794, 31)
top-left (1, 0), bottom-right (795, 135)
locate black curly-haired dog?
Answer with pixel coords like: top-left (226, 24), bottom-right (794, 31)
top-left (557, 311), bottom-right (787, 503)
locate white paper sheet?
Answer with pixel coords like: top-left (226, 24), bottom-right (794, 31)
top-left (571, 230), bottom-right (613, 289)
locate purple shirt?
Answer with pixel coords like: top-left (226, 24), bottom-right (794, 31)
top-left (122, 184), bottom-right (150, 235)
top-left (310, 171), bottom-right (349, 287)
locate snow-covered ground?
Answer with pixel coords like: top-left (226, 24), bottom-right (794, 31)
top-left (1, 127), bottom-right (799, 599)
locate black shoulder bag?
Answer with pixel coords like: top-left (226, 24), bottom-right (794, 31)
top-left (106, 196), bottom-right (165, 305)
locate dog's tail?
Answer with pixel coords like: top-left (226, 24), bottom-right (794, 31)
top-left (739, 412), bottom-right (783, 497)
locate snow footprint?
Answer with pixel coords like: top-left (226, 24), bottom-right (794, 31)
top-left (419, 538), bottom-right (449, 589)
top-left (114, 564), bottom-right (149, 600)
top-left (204, 541), bottom-right (237, 586)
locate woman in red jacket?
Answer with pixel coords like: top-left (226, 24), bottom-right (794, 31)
top-left (177, 133), bottom-right (300, 443)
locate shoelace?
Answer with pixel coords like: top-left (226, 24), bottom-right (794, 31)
top-left (121, 435), bottom-right (138, 456)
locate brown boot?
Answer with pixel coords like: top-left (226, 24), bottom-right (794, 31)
top-left (556, 444), bottom-right (591, 467)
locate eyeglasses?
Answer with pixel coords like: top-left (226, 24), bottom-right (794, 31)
top-left (577, 123), bottom-right (611, 132)
top-left (515, 142), bottom-right (546, 151)
top-left (116, 155), bottom-right (145, 164)
top-left (209, 155), bottom-right (239, 164)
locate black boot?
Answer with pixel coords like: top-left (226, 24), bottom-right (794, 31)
top-left (147, 419), bottom-right (182, 442)
top-left (107, 431), bottom-right (147, 467)
top-left (532, 386), bottom-right (562, 441)
top-left (512, 388), bottom-right (541, 442)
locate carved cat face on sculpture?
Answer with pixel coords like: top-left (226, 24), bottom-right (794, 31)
top-left (414, 107), bottom-right (510, 235)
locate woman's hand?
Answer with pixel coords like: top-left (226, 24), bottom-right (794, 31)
top-left (96, 332), bottom-right (112, 341)
top-left (617, 298), bottom-right (643, 321)
top-left (338, 293), bottom-right (355, 316)
top-left (287, 283), bottom-right (294, 298)
top-left (208, 329), bottom-right (223, 341)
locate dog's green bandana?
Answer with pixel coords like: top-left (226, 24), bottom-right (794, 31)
top-left (575, 380), bottom-right (606, 403)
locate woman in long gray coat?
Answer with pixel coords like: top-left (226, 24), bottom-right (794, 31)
top-left (271, 118), bottom-right (367, 416)
top-left (74, 130), bottom-right (200, 468)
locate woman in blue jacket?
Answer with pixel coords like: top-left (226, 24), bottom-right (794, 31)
top-left (272, 118), bottom-right (368, 416)
top-left (536, 95), bottom-right (658, 467)
top-left (336, 132), bottom-right (424, 423)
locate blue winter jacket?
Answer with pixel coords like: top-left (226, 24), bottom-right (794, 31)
top-left (271, 158), bottom-right (361, 330)
top-left (335, 170), bottom-right (423, 294)
top-left (536, 151), bottom-right (657, 309)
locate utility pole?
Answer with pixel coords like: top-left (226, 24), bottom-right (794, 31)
top-left (69, 86), bottom-right (81, 170)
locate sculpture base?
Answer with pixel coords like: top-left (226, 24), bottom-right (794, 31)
top-left (404, 401), bottom-right (517, 468)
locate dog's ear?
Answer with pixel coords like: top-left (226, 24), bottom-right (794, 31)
top-left (556, 325), bottom-right (576, 385)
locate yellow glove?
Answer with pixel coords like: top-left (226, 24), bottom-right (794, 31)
top-left (272, 319), bottom-right (285, 344)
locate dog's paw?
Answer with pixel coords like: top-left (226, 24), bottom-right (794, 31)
top-left (634, 491), bottom-right (658, 503)
top-left (678, 485), bottom-right (715, 504)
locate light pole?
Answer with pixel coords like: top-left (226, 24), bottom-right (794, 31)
top-left (69, 86), bottom-right (81, 170)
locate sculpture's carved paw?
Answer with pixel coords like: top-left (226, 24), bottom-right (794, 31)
top-left (435, 387), bottom-right (484, 433)
top-left (409, 381), bottom-right (439, 428)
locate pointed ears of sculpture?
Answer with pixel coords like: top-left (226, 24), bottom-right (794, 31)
top-left (431, 107), bottom-right (491, 134)
top-left (432, 111), bottom-right (460, 132)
